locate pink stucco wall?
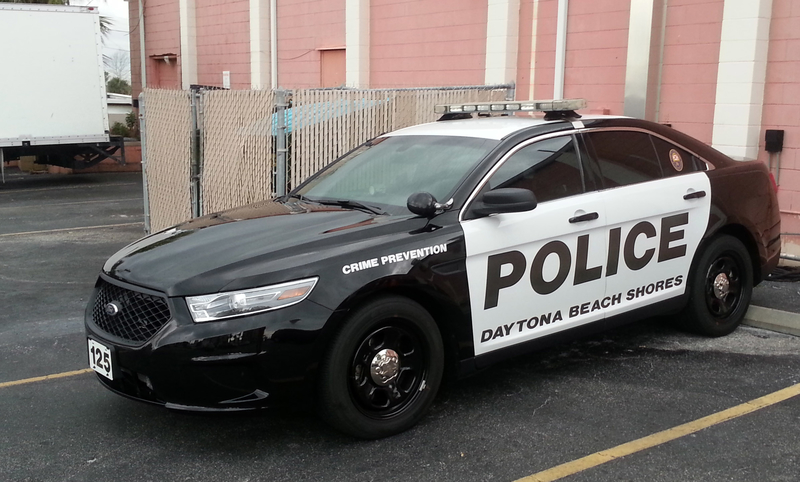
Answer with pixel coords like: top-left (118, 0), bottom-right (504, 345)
top-left (564, 0), bottom-right (630, 114)
top-left (195, 0), bottom-right (251, 89)
top-left (277, 0), bottom-right (345, 88)
top-left (658, 0), bottom-right (724, 144)
top-left (370, 0), bottom-right (487, 88)
top-left (761, 0), bottom-right (800, 239)
top-left (143, 0), bottom-right (182, 89)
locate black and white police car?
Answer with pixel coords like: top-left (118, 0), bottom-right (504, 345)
top-left (86, 99), bottom-right (781, 439)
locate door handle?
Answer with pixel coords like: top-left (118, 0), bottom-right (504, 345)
top-left (683, 190), bottom-right (706, 200)
top-left (569, 212), bottom-right (599, 223)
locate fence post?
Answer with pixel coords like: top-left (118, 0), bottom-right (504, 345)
top-left (506, 83), bottom-right (516, 101)
top-left (275, 89), bottom-right (289, 197)
top-left (196, 91), bottom-right (205, 215)
top-left (190, 89), bottom-right (203, 217)
top-left (138, 92), bottom-right (151, 234)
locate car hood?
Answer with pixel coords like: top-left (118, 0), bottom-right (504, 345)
top-left (104, 200), bottom-right (424, 296)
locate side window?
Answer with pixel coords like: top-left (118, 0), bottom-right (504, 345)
top-left (585, 131), bottom-right (662, 188)
top-left (650, 136), bottom-right (699, 176)
top-left (488, 136), bottom-right (584, 204)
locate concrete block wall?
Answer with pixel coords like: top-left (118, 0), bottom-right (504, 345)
top-left (658, 0), bottom-right (724, 144)
top-left (563, 0), bottom-right (630, 114)
top-left (278, 0), bottom-right (345, 88)
top-left (143, 0), bottom-right (182, 89)
top-left (195, 0), bottom-right (251, 89)
top-left (760, 0), bottom-right (800, 255)
top-left (531, 0), bottom-right (557, 99)
top-left (370, 0), bottom-right (487, 88)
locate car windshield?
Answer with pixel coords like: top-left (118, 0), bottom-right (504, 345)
top-left (294, 135), bottom-right (498, 214)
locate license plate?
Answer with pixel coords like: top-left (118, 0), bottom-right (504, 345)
top-left (88, 339), bottom-right (113, 380)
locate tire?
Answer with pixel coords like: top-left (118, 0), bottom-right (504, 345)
top-left (679, 235), bottom-right (753, 337)
top-left (317, 296), bottom-right (444, 439)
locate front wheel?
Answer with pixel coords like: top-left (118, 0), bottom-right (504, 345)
top-left (679, 235), bottom-right (753, 337)
top-left (318, 296), bottom-right (444, 439)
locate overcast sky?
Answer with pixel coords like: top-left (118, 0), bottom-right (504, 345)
top-left (72, 0), bottom-right (131, 79)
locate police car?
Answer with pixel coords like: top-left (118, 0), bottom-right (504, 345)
top-left (85, 99), bottom-right (781, 439)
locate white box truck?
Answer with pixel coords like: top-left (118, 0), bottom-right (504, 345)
top-left (0, 3), bottom-right (123, 174)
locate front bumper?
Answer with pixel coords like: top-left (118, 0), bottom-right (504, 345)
top-left (84, 274), bottom-right (334, 411)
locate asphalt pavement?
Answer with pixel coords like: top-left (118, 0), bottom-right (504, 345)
top-left (752, 278), bottom-right (800, 314)
top-left (1, 167), bottom-right (799, 482)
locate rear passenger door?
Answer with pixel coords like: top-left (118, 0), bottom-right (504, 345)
top-left (582, 129), bottom-right (711, 319)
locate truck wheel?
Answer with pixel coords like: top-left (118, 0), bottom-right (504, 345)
top-left (318, 296), bottom-right (444, 439)
top-left (680, 235), bottom-right (753, 337)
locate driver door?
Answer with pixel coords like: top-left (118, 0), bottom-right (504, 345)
top-left (461, 133), bottom-right (608, 356)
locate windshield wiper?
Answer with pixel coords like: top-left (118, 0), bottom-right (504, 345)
top-left (300, 197), bottom-right (385, 215)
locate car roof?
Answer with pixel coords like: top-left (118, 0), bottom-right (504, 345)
top-left (386, 115), bottom-right (631, 140)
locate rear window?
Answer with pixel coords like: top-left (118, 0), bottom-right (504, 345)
top-left (650, 136), bottom-right (700, 176)
top-left (585, 131), bottom-right (661, 188)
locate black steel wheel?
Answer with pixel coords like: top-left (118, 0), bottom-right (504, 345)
top-left (350, 324), bottom-right (427, 417)
top-left (679, 235), bottom-right (753, 337)
top-left (318, 296), bottom-right (444, 439)
top-left (703, 255), bottom-right (743, 318)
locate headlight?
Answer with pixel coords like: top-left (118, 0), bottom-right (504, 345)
top-left (186, 277), bottom-right (318, 322)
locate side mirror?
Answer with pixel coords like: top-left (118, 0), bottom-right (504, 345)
top-left (470, 188), bottom-right (537, 218)
top-left (407, 192), bottom-right (440, 218)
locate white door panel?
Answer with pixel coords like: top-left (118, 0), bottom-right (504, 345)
top-left (463, 191), bottom-right (607, 356)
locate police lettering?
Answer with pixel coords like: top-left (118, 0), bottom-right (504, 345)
top-left (484, 213), bottom-right (688, 309)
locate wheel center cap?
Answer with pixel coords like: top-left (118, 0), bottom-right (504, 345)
top-left (370, 349), bottom-right (400, 386)
top-left (713, 273), bottom-right (730, 299)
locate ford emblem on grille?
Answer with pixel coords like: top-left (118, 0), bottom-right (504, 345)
top-left (105, 301), bottom-right (122, 316)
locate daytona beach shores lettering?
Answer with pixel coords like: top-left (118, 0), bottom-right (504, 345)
top-left (480, 274), bottom-right (683, 343)
top-left (342, 243), bottom-right (448, 274)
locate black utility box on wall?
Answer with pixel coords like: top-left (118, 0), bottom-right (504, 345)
top-left (765, 129), bottom-right (784, 153)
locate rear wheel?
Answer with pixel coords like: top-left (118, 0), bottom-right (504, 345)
top-left (679, 235), bottom-right (753, 337)
top-left (318, 296), bottom-right (444, 439)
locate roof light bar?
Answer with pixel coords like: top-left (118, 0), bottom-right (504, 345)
top-left (434, 98), bottom-right (587, 115)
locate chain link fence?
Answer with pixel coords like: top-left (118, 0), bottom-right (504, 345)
top-left (201, 89), bottom-right (277, 215)
top-left (140, 89), bottom-right (193, 233)
top-left (140, 85), bottom-right (513, 233)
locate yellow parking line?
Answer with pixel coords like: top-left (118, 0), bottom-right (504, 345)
top-left (516, 382), bottom-right (800, 482)
top-left (0, 369), bottom-right (93, 389)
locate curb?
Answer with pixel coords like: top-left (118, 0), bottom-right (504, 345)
top-left (744, 305), bottom-right (800, 337)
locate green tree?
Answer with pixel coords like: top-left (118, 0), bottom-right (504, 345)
top-left (107, 77), bottom-right (132, 95)
top-left (125, 110), bottom-right (140, 139)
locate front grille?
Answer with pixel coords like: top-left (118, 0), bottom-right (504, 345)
top-left (92, 279), bottom-right (171, 343)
